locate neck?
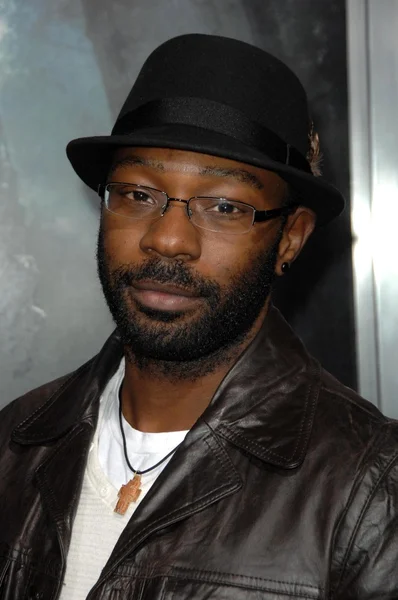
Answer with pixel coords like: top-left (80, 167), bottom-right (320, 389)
top-left (120, 300), bottom-right (270, 433)
top-left (121, 356), bottom-right (232, 433)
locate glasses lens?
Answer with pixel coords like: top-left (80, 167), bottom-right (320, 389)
top-left (189, 198), bottom-right (254, 233)
top-left (105, 184), bottom-right (164, 219)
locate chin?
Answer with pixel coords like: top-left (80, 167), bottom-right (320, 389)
top-left (136, 306), bottom-right (187, 323)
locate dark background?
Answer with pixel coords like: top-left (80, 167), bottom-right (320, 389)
top-left (0, 0), bottom-right (355, 407)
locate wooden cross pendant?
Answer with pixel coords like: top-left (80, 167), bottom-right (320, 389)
top-left (114, 473), bottom-right (142, 515)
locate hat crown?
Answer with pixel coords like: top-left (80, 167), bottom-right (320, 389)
top-left (66, 34), bottom-right (345, 225)
top-left (116, 34), bottom-right (310, 158)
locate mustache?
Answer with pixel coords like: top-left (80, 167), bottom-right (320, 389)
top-left (113, 257), bottom-right (220, 298)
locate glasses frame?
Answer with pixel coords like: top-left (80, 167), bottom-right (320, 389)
top-left (97, 182), bottom-right (297, 233)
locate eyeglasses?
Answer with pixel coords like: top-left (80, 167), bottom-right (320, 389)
top-left (98, 182), bottom-right (296, 235)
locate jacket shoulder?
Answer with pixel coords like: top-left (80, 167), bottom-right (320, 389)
top-left (309, 367), bottom-right (392, 478)
top-left (309, 368), bottom-right (398, 597)
top-left (326, 395), bottom-right (398, 597)
top-left (318, 366), bottom-right (387, 425)
top-left (0, 358), bottom-right (96, 434)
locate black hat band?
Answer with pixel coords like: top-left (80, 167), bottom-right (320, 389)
top-left (112, 97), bottom-right (312, 175)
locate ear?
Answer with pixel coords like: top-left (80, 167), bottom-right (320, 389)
top-left (275, 207), bottom-right (316, 276)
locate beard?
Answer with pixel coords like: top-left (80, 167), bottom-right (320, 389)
top-left (97, 227), bottom-right (281, 378)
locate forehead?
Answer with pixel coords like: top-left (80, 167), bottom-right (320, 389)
top-left (109, 147), bottom-right (286, 195)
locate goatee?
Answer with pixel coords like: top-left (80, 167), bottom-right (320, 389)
top-left (97, 227), bottom-right (281, 379)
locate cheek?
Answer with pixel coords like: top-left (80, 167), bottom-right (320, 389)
top-left (101, 216), bottom-right (146, 264)
top-left (198, 229), bottom-right (267, 280)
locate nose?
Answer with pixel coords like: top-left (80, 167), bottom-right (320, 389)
top-left (139, 200), bottom-right (201, 261)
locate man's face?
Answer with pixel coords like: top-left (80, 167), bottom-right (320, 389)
top-left (97, 147), bottom-right (288, 367)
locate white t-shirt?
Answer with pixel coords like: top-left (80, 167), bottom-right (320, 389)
top-left (59, 359), bottom-right (188, 599)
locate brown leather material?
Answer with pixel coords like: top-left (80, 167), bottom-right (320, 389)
top-left (1, 306), bottom-right (398, 599)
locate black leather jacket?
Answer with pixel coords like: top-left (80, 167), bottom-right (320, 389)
top-left (1, 307), bottom-right (398, 600)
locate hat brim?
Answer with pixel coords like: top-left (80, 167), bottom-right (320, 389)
top-left (66, 124), bottom-right (345, 226)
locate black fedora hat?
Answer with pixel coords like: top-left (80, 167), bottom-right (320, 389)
top-left (66, 34), bottom-right (345, 226)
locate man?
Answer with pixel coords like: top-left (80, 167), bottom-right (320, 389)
top-left (0, 34), bottom-right (397, 600)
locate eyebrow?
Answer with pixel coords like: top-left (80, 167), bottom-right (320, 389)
top-left (199, 166), bottom-right (264, 190)
top-left (108, 154), bottom-right (264, 190)
top-left (108, 155), bottom-right (165, 176)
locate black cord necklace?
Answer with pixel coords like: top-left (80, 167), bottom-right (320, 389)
top-left (118, 384), bottom-right (184, 476)
top-left (115, 385), bottom-right (184, 515)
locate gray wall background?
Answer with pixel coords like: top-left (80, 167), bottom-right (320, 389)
top-left (0, 0), bottom-right (354, 407)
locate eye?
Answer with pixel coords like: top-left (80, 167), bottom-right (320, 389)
top-left (206, 200), bottom-right (242, 215)
top-left (125, 188), bottom-right (155, 205)
top-left (215, 201), bottom-right (240, 214)
top-left (203, 199), bottom-right (248, 218)
top-left (115, 185), bottom-right (157, 205)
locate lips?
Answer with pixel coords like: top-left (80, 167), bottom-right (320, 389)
top-left (129, 280), bottom-right (202, 311)
top-left (133, 281), bottom-right (198, 297)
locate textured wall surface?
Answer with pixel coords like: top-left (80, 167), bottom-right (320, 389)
top-left (0, 0), bottom-right (355, 408)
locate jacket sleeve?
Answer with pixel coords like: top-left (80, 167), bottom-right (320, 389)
top-left (331, 423), bottom-right (398, 599)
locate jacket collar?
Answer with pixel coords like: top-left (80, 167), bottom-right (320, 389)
top-left (12, 306), bottom-right (320, 469)
top-left (201, 305), bottom-right (321, 468)
top-left (12, 332), bottom-right (123, 445)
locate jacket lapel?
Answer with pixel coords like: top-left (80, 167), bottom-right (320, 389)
top-left (203, 305), bottom-right (321, 468)
top-left (11, 333), bottom-right (124, 557)
top-left (89, 419), bottom-right (241, 592)
top-left (34, 422), bottom-right (94, 553)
